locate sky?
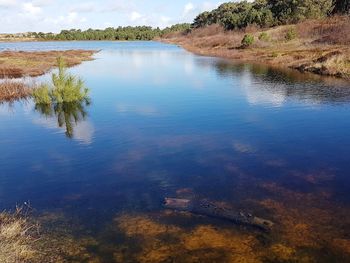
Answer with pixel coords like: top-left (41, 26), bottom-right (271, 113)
top-left (0, 0), bottom-right (225, 33)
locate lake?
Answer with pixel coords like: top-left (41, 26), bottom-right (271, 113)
top-left (0, 41), bottom-right (350, 262)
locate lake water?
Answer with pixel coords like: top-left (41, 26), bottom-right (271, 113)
top-left (1, 41), bottom-right (350, 262)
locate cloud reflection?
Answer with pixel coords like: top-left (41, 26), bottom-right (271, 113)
top-left (116, 103), bottom-right (160, 116)
top-left (30, 102), bottom-right (95, 145)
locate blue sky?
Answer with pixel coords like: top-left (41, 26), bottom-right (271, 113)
top-left (0, 0), bottom-right (225, 33)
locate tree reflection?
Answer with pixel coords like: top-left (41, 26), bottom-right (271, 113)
top-left (33, 58), bottom-right (91, 139)
top-left (35, 99), bottom-right (90, 138)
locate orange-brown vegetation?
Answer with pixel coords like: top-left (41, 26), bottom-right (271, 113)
top-left (114, 213), bottom-right (262, 263)
top-left (0, 80), bottom-right (32, 102)
top-left (162, 16), bottom-right (350, 80)
top-left (0, 50), bottom-right (96, 79)
top-left (259, 181), bottom-right (350, 260)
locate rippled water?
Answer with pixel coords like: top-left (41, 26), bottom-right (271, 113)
top-left (1, 41), bottom-right (350, 262)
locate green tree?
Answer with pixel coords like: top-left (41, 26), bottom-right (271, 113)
top-left (193, 11), bottom-right (216, 28)
top-left (267, 0), bottom-right (333, 24)
top-left (332, 0), bottom-right (350, 14)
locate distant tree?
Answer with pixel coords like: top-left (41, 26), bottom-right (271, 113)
top-left (193, 11), bottom-right (214, 28)
top-left (267, 0), bottom-right (333, 24)
top-left (162, 23), bottom-right (192, 36)
top-left (332, 0), bottom-right (350, 14)
top-left (191, 0), bottom-right (335, 31)
top-left (34, 26), bottom-right (165, 41)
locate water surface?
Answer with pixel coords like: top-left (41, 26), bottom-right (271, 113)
top-left (1, 41), bottom-right (350, 262)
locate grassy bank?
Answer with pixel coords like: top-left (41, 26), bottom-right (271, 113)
top-left (162, 16), bottom-right (350, 80)
top-left (0, 208), bottom-right (39, 263)
top-left (0, 50), bottom-right (96, 79)
top-left (0, 55), bottom-right (92, 103)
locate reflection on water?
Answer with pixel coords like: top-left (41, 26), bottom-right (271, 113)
top-left (32, 58), bottom-right (93, 141)
top-left (35, 100), bottom-right (90, 139)
top-left (0, 41), bottom-right (350, 262)
top-left (212, 60), bottom-right (350, 104)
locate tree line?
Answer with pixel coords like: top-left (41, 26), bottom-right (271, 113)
top-left (29, 0), bottom-right (349, 41)
top-left (30, 24), bottom-right (191, 41)
top-left (193, 0), bottom-right (349, 30)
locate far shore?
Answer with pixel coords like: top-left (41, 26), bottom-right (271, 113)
top-left (161, 16), bottom-right (350, 81)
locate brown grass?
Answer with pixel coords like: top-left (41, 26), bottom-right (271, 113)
top-left (0, 207), bottom-right (39, 263)
top-left (0, 80), bottom-right (33, 102)
top-left (162, 16), bottom-right (350, 80)
top-left (0, 50), bottom-right (97, 79)
top-left (297, 15), bottom-right (350, 45)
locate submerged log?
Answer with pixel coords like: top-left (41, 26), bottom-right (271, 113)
top-left (164, 198), bottom-right (274, 231)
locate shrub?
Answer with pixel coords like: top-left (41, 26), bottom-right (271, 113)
top-left (258, 32), bottom-right (270, 41)
top-left (285, 27), bottom-right (297, 41)
top-left (33, 57), bottom-right (89, 105)
top-left (32, 84), bottom-right (51, 104)
top-left (241, 34), bottom-right (255, 47)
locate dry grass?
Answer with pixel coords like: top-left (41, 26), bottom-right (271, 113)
top-left (162, 16), bottom-right (350, 80)
top-left (0, 80), bottom-right (33, 102)
top-left (297, 15), bottom-right (350, 45)
top-left (0, 50), bottom-right (97, 79)
top-left (0, 207), bottom-right (39, 263)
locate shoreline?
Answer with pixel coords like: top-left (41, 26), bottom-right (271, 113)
top-left (0, 49), bottom-right (97, 79)
top-left (162, 38), bottom-right (350, 81)
top-left (160, 16), bottom-right (350, 81)
top-left (0, 39), bottom-right (155, 43)
top-left (0, 36), bottom-right (348, 81)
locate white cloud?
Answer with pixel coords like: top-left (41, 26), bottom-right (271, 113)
top-left (0, 1), bottom-right (225, 33)
top-left (160, 16), bottom-right (171, 25)
top-left (180, 1), bottom-right (223, 22)
top-left (32, 0), bottom-right (53, 7)
top-left (0, 0), bottom-right (17, 8)
top-left (49, 12), bottom-right (87, 28)
top-left (183, 2), bottom-right (195, 16)
top-left (116, 103), bottom-right (159, 116)
top-left (130, 11), bottom-right (142, 22)
top-left (70, 2), bottom-right (98, 13)
top-left (22, 2), bottom-right (42, 15)
top-left (73, 120), bottom-right (95, 145)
